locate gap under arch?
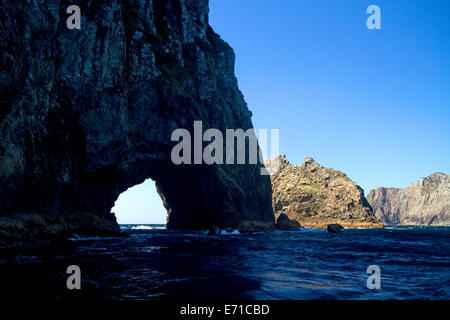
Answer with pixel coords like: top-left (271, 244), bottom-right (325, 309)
top-left (112, 178), bottom-right (167, 225)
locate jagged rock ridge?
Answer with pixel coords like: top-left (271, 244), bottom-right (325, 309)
top-left (266, 156), bottom-right (383, 228)
top-left (0, 0), bottom-right (274, 242)
top-left (367, 173), bottom-right (450, 226)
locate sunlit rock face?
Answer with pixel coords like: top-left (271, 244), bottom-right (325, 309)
top-left (0, 0), bottom-right (274, 242)
top-left (266, 156), bottom-right (383, 229)
top-left (368, 173), bottom-right (450, 226)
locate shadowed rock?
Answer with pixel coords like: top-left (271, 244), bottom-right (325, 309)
top-left (276, 213), bottom-right (301, 231)
top-left (327, 224), bottom-right (343, 233)
top-left (0, 0), bottom-right (274, 242)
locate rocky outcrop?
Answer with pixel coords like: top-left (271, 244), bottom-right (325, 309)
top-left (367, 173), bottom-right (450, 226)
top-left (0, 0), bottom-right (274, 242)
top-left (266, 156), bottom-right (383, 229)
top-left (275, 213), bottom-right (301, 231)
top-left (327, 224), bottom-right (343, 233)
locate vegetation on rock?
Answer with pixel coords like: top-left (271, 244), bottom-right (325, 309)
top-left (266, 156), bottom-right (383, 229)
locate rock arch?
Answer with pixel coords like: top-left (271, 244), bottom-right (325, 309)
top-left (0, 0), bottom-right (274, 242)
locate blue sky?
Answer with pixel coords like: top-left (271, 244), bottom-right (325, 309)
top-left (114, 0), bottom-right (449, 224)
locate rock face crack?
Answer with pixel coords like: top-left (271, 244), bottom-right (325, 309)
top-left (0, 0), bottom-right (274, 242)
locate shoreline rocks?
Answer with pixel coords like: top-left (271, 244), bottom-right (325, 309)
top-left (327, 224), bottom-right (344, 233)
top-left (275, 213), bottom-right (302, 231)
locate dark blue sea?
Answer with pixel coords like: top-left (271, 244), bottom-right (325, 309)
top-left (0, 225), bottom-right (449, 300)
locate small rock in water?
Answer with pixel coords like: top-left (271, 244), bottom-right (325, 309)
top-left (207, 226), bottom-right (221, 236)
top-left (327, 224), bottom-right (344, 233)
top-left (276, 213), bottom-right (301, 231)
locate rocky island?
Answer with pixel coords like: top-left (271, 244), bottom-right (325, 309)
top-left (367, 173), bottom-right (450, 226)
top-left (266, 156), bottom-right (383, 229)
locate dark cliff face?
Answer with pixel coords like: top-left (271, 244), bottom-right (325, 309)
top-left (0, 0), bottom-right (274, 242)
top-left (367, 173), bottom-right (450, 226)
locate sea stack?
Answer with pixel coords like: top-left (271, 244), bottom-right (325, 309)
top-left (266, 156), bottom-right (383, 229)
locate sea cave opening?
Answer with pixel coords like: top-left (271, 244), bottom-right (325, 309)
top-left (108, 165), bottom-right (220, 231)
top-left (112, 178), bottom-right (167, 227)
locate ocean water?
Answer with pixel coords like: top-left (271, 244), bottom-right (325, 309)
top-left (0, 225), bottom-right (449, 300)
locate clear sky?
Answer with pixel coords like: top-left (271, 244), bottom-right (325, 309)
top-left (114, 0), bottom-right (449, 224)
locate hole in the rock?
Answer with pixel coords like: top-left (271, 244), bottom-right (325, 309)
top-left (112, 179), bottom-right (166, 225)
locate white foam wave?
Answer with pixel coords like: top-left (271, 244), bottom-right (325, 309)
top-left (219, 229), bottom-right (240, 235)
top-left (299, 227), bottom-right (327, 232)
top-left (68, 234), bottom-right (116, 241)
top-left (130, 225), bottom-right (165, 230)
